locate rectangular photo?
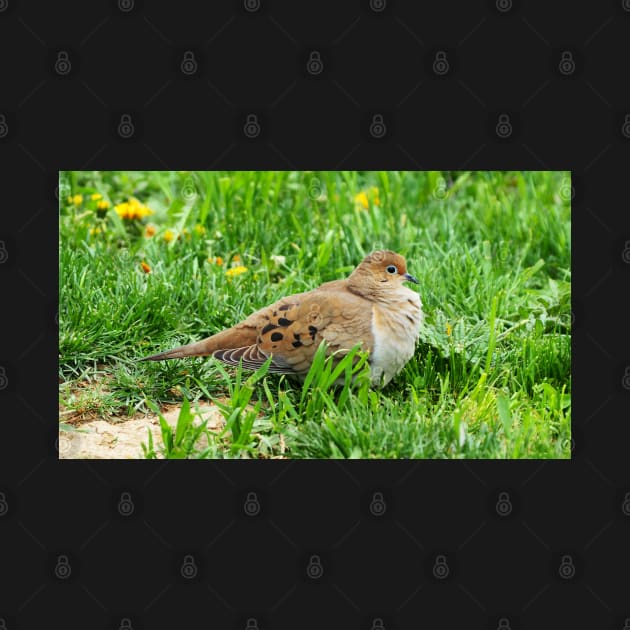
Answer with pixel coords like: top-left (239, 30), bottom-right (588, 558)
top-left (58, 171), bottom-right (571, 459)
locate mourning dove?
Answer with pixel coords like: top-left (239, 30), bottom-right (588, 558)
top-left (140, 250), bottom-right (423, 387)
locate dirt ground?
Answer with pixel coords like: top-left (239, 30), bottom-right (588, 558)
top-left (58, 403), bottom-right (225, 459)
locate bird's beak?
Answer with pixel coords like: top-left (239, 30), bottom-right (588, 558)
top-left (403, 272), bottom-right (419, 284)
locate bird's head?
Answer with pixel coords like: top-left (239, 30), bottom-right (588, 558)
top-left (348, 250), bottom-right (418, 299)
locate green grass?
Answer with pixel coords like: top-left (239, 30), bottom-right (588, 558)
top-left (59, 170), bottom-right (571, 459)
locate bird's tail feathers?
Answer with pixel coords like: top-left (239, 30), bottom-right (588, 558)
top-left (139, 338), bottom-right (214, 361)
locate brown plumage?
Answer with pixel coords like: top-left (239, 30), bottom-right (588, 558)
top-left (140, 250), bottom-right (423, 386)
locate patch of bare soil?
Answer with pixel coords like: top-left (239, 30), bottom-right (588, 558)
top-left (58, 403), bottom-right (225, 459)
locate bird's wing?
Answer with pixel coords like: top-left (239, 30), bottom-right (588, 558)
top-left (211, 283), bottom-right (374, 374)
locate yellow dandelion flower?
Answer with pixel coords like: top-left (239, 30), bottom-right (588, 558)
top-left (135, 204), bottom-right (154, 219)
top-left (446, 323), bottom-right (452, 337)
top-left (140, 261), bottom-right (151, 274)
top-left (72, 194), bottom-right (83, 205)
top-left (145, 224), bottom-right (156, 237)
top-left (225, 265), bottom-right (248, 277)
top-left (128, 198), bottom-right (151, 218)
top-left (89, 227), bottom-right (102, 236)
top-left (91, 193), bottom-right (102, 201)
top-left (233, 254), bottom-right (241, 263)
top-left (96, 200), bottom-right (110, 210)
top-left (114, 198), bottom-right (154, 220)
top-left (354, 191), bottom-right (369, 210)
top-left (114, 202), bottom-right (131, 219)
top-left (354, 187), bottom-right (380, 210)
top-left (370, 186), bottom-right (381, 206)
top-left (163, 229), bottom-right (175, 242)
top-left (194, 224), bottom-right (206, 236)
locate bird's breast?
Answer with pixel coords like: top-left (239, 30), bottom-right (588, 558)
top-left (369, 290), bottom-right (423, 386)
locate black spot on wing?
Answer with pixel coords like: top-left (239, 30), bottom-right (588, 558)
top-left (278, 317), bottom-right (293, 327)
top-left (270, 332), bottom-right (283, 342)
top-left (292, 340), bottom-right (303, 348)
top-left (278, 304), bottom-right (290, 311)
top-left (261, 323), bottom-right (278, 335)
top-left (308, 325), bottom-right (317, 340)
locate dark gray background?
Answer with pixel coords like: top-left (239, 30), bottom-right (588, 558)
top-left (1, 0), bottom-right (629, 628)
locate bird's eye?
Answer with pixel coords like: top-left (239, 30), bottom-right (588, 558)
top-left (386, 265), bottom-right (397, 274)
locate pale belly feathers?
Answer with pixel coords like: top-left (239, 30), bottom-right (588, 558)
top-left (369, 289), bottom-right (423, 386)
